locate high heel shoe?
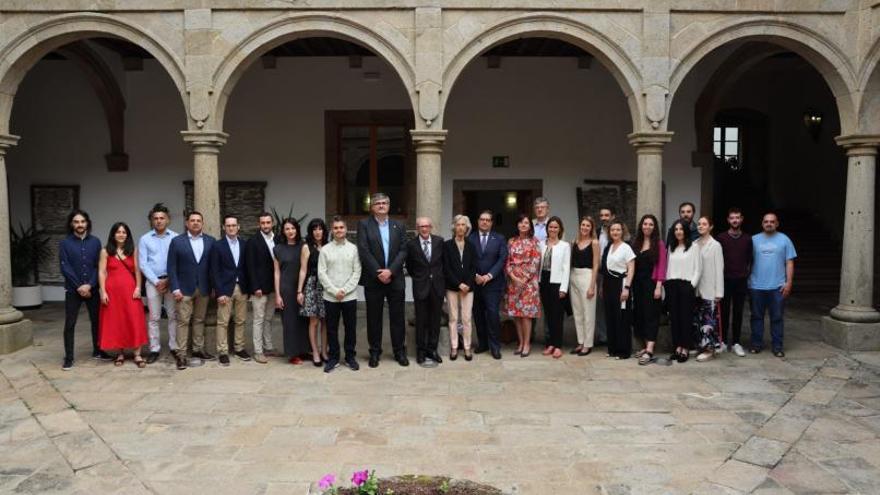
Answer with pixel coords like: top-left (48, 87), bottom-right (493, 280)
top-left (464, 349), bottom-right (473, 361)
top-left (450, 349), bottom-right (458, 361)
top-left (513, 348), bottom-right (523, 356)
top-left (520, 348), bottom-right (531, 358)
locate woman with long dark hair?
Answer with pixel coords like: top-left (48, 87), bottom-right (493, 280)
top-left (631, 214), bottom-right (667, 365)
top-left (505, 213), bottom-right (541, 357)
top-left (665, 219), bottom-right (702, 363)
top-left (539, 216), bottom-right (570, 359)
top-left (601, 220), bottom-right (636, 359)
top-left (98, 222), bottom-right (148, 367)
top-left (298, 218), bottom-right (329, 366)
top-left (695, 216), bottom-right (724, 362)
top-left (569, 216), bottom-right (600, 356)
top-left (274, 218), bottom-right (310, 365)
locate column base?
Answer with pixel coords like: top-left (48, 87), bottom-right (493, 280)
top-left (0, 318), bottom-right (33, 355)
top-left (822, 316), bottom-right (880, 351)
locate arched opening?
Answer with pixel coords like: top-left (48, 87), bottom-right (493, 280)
top-left (220, 36), bottom-right (416, 227)
top-left (6, 35), bottom-right (188, 299)
top-left (670, 39), bottom-right (847, 300)
top-left (443, 35), bottom-right (643, 237)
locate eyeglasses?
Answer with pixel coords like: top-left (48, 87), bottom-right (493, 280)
top-left (479, 217), bottom-right (492, 222)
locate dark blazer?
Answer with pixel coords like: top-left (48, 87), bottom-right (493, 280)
top-left (210, 236), bottom-right (249, 297)
top-left (443, 237), bottom-right (478, 292)
top-left (357, 216), bottom-right (408, 290)
top-left (167, 233), bottom-right (216, 296)
top-left (406, 234), bottom-right (445, 300)
top-left (245, 233), bottom-right (275, 294)
top-left (468, 230), bottom-right (508, 292)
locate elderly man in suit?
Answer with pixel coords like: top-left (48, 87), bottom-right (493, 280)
top-left (406, 216), bottom-right (445, 367)
top-left (210, 214), bottom-right (252, 367)
top-left (245, 212), bottom-right (279, 363)
top-left (469, 209), bottom-right (508, 360)
top-left (167, 210), bottom-right (216, 370)
top-left (357, 192), bottom-right (409, 368)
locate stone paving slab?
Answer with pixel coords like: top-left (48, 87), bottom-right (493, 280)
top-left (0, 301), bottom-right (878, 494)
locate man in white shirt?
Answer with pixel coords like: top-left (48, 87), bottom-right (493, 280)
top-left (319, 216), bottom-right (362, 372)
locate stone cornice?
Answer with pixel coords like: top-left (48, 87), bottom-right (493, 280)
top-left (835, 134), bottom-right (880, 155)
top-left (627, 131), bottom-right (673, 154)
top-left (411, 129), bottom-right (447, 154)
top-left (181, 130), bottom-right (228, 153)
top-left (0, 134), bottom-right (21, 154)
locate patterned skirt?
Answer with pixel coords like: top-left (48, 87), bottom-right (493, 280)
top-left (694, 298), bottom-right (720, 350)
top-left (299, 274), bottom-right (325, 318)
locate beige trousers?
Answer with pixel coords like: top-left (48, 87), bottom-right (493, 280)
top-left (569, 268), bottom-right (597, 347)
top-left (250, 292), bottom-right (275, 354)
top-left (175, 289), bottom-right (209, 353)
top-left (216, 284), bottom-right (248, 354)
top-left (447, 290), bottom-right (474, 350)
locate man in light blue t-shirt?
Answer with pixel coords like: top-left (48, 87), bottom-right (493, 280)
top-left (748, 212), bottom-right (796, 356)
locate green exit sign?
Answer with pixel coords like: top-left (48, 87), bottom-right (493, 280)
top-left (492, 156), bottom-right (510, 168)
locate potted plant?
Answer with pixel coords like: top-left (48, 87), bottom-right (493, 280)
top-left (10, 222), bottom-right (51, 309)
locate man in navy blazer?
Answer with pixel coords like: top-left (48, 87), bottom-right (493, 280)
top-left (210, 215), bottom-right (252, 366)
top-left (167, 210), bottom-right (216, 370)
top-left (468, 209), bottom-right (508, 359)
top-left (357, 192), bottom-right (409, 368)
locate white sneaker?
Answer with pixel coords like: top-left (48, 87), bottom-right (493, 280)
top-left (716, 344), bottom-right (726, 353)
top-left (733, 343), bottom-right (746, 357)
top-left (696, 350), bottom-right (715, 362)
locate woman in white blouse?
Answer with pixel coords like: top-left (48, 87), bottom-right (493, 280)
top-left (539, 217), bottom-right (571, 359)
top-left (664, 219), bottom-right (701, 363)
top-left (601, 220), bottom-right (636, 359)
top-left (695, 216), bottom-right (724, 362)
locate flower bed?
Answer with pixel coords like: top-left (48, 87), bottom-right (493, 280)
top-left (316, 471), bottom-right (502, 495)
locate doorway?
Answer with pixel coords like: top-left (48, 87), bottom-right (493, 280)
top-left (453, 179), bottom-right (542, 239)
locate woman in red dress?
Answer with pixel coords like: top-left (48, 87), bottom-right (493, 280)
top-left (505, 214), bottom-right (541, 357)
top-left (99, 222), bottom-right (148, 367)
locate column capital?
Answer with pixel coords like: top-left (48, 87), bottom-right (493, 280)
top-left (181, 130), bottom-right (228, 153)
top-left (628, 131), bottom-right (673, 154)
top-left (410, 129), bottom-right (447, 154)
top-left (0, 134), bottom-right (20, 154)
top-left (835, 134), bottom-right (880, 155)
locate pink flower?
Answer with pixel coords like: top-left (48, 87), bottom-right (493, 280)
top-left (351, 470), bottom-right (369, 486)
top-left (318, 474), bottom-right (335, 490)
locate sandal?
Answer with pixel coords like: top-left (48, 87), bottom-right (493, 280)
top-left (635, 348), bottom-right (648, 358)
top-left (552, 348), bottom-right (563, 359)
top-left (114, 354), bottom-right (125, 366)
top-left (638, 352), bottom-right (654, 365)
top-left (133, 356), bottom-right (146, 368)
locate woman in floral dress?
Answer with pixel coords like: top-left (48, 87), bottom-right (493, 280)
top-left (505, 213), bottom-right (541, 357)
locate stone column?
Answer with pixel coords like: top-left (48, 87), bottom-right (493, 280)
top-left (628, 132), bottom-right (673, 226)
top-left (411, 130), bottom-right (447, 225)
top-left (0, 134), bottom-right (33, 354)
top-left (181, 130), bottom-right (228, 238)
top-left (823, 135), bottom-right (880, 350)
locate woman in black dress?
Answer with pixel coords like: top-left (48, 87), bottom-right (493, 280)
top-left (297, 218), bottom-right (328, 367)
top-left (273, 218), bottom-right (310, 365)
top-left (631, 214), bottom-right (667, 365)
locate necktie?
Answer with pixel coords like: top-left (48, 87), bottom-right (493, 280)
top-left (481, 233), bottom-right (487, 252)
top-left (423, 240), bottom-right (430, 259)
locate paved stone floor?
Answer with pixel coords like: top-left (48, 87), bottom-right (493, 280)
top-left (1, 297), bottom-right (879, 494)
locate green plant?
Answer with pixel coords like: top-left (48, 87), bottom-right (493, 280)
top-left (10, 222), bottom-right (51, 287)
top-left (439, 480), bottom-right (449, 494)
top-left (270, 203), bottom-right (308, 238)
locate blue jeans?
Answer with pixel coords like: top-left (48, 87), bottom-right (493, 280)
top-left (749, 289), bottom-right (784, 351)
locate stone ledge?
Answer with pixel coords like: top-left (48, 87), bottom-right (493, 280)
top-left (0, 319), bottom-right (33, 355)
top-left (821, 317), bottom-right (880, 351)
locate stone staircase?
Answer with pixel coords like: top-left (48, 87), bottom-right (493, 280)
top-left (777, 210), bottom-right (841, 298)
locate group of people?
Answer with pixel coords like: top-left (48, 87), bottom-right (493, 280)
top-left (57, 193), bottom-right (796, 372)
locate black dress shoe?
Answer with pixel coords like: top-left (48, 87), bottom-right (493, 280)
top-left (396, 354), bottom-right (410, 367)
top-left (368, 355), bottom-right (380, 368)
top-left (95, 350), bottom-right (115, 361)
top-left (345, 357), bottom-right (360, 371)
top-left (235, 350), bottom-right (252, 361)
top-left (176, 355), bottom-right (188, 370)
top-left (218, 354), bottom-right (230, 367)
top-left (146, 352), bottom-right (160, 364)
top-left (416, 353), bottom-right (426, 365)
top-left (491, 349), bottom-right (502, 360)
top-left (428, 351), bottom-right (443, 364)
top-left (193, 351), bottom-right (216, 361)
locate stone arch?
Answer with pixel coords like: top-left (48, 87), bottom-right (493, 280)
top-left (668, 18), bottom-right (857, 134)
top-left (0, 12), bottom-right (188, 135)
top-left (211, 12), bottom-right (418, 131)
top-left (855, 37), bottom-right (880, 134)
top-left (440, 13), bottom-right (645, 132)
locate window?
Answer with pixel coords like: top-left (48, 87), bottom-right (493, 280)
top-left (713, 126), bottom-right (741, 171)
top-left (326, 110), bottom-right (415, 222)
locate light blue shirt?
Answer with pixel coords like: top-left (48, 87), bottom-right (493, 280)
top-left (376, 216), bottom-right (390, 267)
top-left (227, 235), bottom-right (240, 266)
top-left (138, 228), bottom-right (177, 285)
top-left (188, 232), bottom-right (205, 264)
top-left (533, 219), bottom-right (548, 250)
top-left (749, 232), bottom-right (797, 290)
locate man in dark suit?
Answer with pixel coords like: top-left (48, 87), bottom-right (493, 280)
top-left (210, 215), bottom-right (252, 367)
top-left (168, 210), bottom-right (216, 370)
top-left (357, 192), bottom-right (409, 367)
top-left (245, 212), bottom-right (278, 363)
top-left (406, 216), bottom-right (445, 367)
top-left (469, 209), bottom-right (508, 359)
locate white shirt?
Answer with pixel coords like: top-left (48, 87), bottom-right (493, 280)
top-left (261, 230), bottom-right (275, 253)
top-left (317, 239), bottom-right (362, 302)
top-left (227, 235), bottom-right (240, 266)
top-left (696, 237), bottom-right (724, 300)
top-left (605, 242), bottom-right (636, 274)
top-left (188, 232), bottom-right (204, 263)
top-left (666, 243), bottom-right (702, 287)
top-left (419, 235), bottom-right (432, 259)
